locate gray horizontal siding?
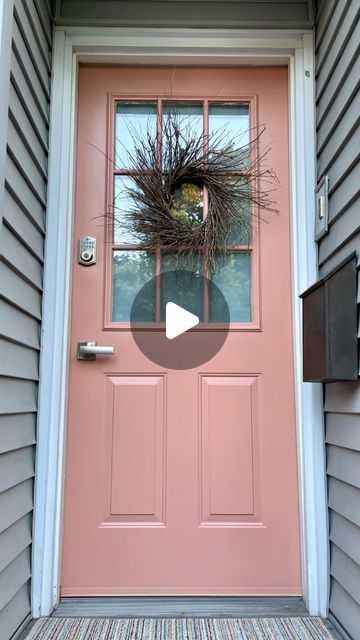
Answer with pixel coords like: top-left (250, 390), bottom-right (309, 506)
top-left (0, 0), bottom-right (52, 637)
top-left (316, 1), bottom-right (360, 637)
top-left (0, 584), bottom-right (30, 640)
top-left (56, 0), bottom-right (314, 28)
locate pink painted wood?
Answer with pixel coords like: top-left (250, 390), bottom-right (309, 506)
top-left (61, 66), bottom-right (302, 595)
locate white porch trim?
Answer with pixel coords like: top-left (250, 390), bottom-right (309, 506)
top-left (32, 27), bottom-right (328, 618)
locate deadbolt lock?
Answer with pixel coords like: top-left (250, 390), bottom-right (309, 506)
top-left (78, 236), bottom-right (96, 266)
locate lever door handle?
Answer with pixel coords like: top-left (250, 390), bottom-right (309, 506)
top-left (77, 341), bottom-right (115, 360)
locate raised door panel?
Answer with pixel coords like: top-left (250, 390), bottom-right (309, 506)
top-left (200, 375), bottom-right (259, 525)
top-left (104, 375), bottom-right (165, 525)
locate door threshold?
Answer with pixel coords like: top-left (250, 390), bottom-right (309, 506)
top-left (53, 596), bottom-right (308, 618)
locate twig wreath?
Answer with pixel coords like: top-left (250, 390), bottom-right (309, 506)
top-left (111, 108), bottom-right (279, 267)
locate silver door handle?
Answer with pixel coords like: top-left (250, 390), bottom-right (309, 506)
top-left (77, 341), bottom-right (115, 360)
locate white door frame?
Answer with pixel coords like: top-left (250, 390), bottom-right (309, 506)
top-left (32, 27), bottom-right (328, 618)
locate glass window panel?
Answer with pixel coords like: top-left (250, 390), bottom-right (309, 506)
top-left (170, 183), bottom-right (204, 228)
top-left (163, 103), bottom-right (203, 142)
top-left (226, 217), bottom-right (252, 246)
top-left (160, 253), bottom-right (203, 321)
top-left (115, 103), bottom-right (157, 170)
top-left (210, 252), bottom-right (251, 323)
top-left (218, 208), bottom-right (252, 246)
top-left (113, 251), bottom-right (156, 322)
top-left (113, 176), bottom-right (141, 245)
top-left (209, 103), bottom-right (250, 166)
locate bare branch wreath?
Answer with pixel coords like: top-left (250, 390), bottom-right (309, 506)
top-left (108, 108), bottom-right (279, 268)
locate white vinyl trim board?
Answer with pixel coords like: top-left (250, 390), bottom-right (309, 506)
top-left (31, 27), bottom-right (328, 618)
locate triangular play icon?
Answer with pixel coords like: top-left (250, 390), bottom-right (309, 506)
top-left (165, 302), bottom-right (199, 340)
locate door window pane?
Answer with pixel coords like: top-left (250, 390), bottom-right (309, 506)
top-left (115, 103), bottom-right (157, 170)
top-left (111, 100), bottom-right (253, 325)
top-left (113, 176), bottom-right (140, 245)
top-left (170, 183), bottom-right (204, 228)
top-left (113, 251), bottom-right (156, 321)
top-left (209, 252), bottom-right (251, 322)
top-left (209, 104), bottom-right (250, 166)
top-left (163, 103), bottom-right (203, 143)
top-left (160, 254), bottom-right (203, 321)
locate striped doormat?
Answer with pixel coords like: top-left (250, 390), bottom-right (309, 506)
top-left (24, 617), bottom-right (334, 640)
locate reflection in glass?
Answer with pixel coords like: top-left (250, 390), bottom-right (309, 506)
top-left (210, 252), bottom-right (251, 322)
top-left (209, 104), bottom-right (250, 166)
top-left (113, 251), bottom-right (156, 321)
top-left (219, 203), bottom-right (252, 246)
top-left (113, 176), bottom-right (140, 245)
top-left (170, 183), bottom-right (204, 228)
top-left (163, 103), bottom-right (203, 142)
top-left (115, 103), bottom-right (157, 170)
top-left (160, 254), bottom-right (203, 321)
top-left (225, 217), bottom-right (252, 246)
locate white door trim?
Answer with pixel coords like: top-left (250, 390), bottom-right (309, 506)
top-left (32, 27), bottom-right (328, 618)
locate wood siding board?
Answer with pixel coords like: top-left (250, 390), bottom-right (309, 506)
top-left (317, 2), bottom-right (360, 633)
top-left (329, 510), bottom-right (360, 566)
top-left (328, 477), bottom-right (360, 529)
top-left (3, 189), bottom-right (44, 262)
top-left (315, 0), bottom-right (338, 50)
top-left (327, 445), bottom-right (360, 490)
top-left (0, 2), bottom-right (51, 635)
top-left (0, 300), bottom-right (40, 350)
top-left (8, 106), bottom-right (47, 179)
top-left (318, 231), bottom-right (360, 272)
top-left (33, 0), bottom-right (53, 45)
top-left (327, 194), bottom-right (360, 236)
top-left (316, 60), bottom-right (360, 152)
top-left (317, 94), bottom-right (360, 182)
top-left (318, 199), bottom-right (360, 265)
top-left (315, 0), bottom-right (354, 81)
top-left (0, 514), bottom-right (32, 573)
top-left (0, 414), bottom-right (36, 455)
top-left (329, 579), bottom-right (360, 640)
top-left (19, 0), bottom-right (52, 69)
top-left (0, 339), bottom-right (39, 381)
top-left (331, 544), bottom-right (360, 607)
top-left (0, 448), bottom-right (35, 495)
top-left (10, 52), bottom-right (48, 146)
top-left (0, 262), bottom-right (42, 320)
top-left (14, 0), bottom-right (51, 88)
top-left (0, 379), bottom-right (37, 415)
top-left (1, 225), bottom-right (43, 291)
top-left (326, 413), bottom-right (360, 452)
top-left (316, 21), bottom-right (360, 124)
top-left (327, 162), bottom-right (360, 224)
top-left (316, 4), bottom-right (359, 100)
top-left (9, 82), bottom-right (48, 162)
top-left (7, 119), bottom-right (47, 199)
top-left (321, 130), bottom-right (360, 195)
top-left (12, 22), bottom-right (50, 119)
top-left (0, 547), bottom-right (31, 611)
top-left (325, 185), bottom-right (360, 241)
top-left (0, 583), bottom-right (31, 640)
top-left (5, 156), bottom-right (46, 230)
top-left (0, 480), bottom-right (33, 535)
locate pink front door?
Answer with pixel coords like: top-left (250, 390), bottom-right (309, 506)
top-left (61, 66), bottom-right (302, 596)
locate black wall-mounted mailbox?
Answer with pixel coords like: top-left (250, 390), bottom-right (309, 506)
top-left (300, 253), bottom-right (358, 383)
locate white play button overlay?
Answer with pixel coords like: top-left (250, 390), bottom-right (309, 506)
top-left (165, 302), bottom-right (199, 340)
